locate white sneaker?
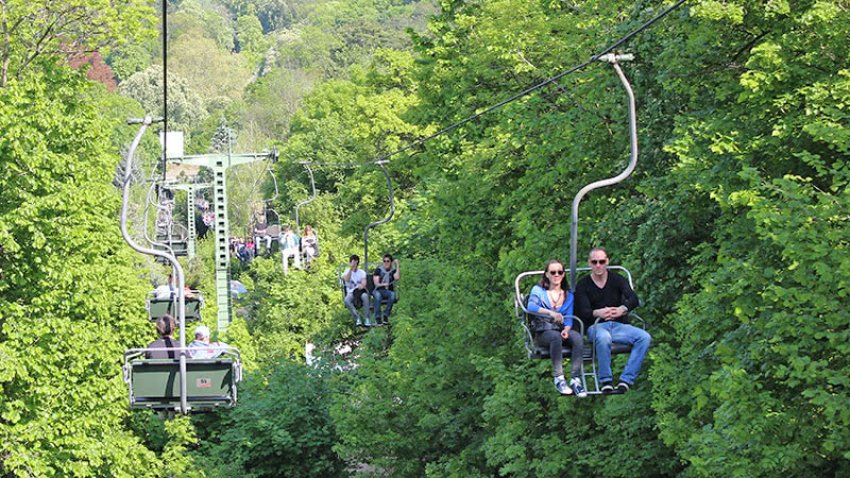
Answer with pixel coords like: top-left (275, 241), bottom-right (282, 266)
top-left (554, 377), bottom-right (572, 395)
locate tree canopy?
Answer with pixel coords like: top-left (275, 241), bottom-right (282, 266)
top-left (1, 0), bottom-right (849, 477)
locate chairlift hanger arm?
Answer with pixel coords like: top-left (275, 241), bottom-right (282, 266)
top-left (121, 116), bottom-right (190, 414)
top-left (364, 161), bottom-right (395, 267)
top-left (295, 163), bottom-right (317, 230)
top-left (569, 56), bottom-right (638, 290)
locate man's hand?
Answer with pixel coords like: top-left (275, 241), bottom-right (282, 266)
top-left (610, 305), bottom-right (628, 319)
top-left (594, 307), bottom-right (619, 321)
top-left (560, 327), bottom-right (571, 340)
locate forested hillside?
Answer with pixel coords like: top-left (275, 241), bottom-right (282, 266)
top-left (1, 0), bottom-right (849, 477)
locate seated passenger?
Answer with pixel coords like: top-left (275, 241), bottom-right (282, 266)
top-left (145, 315), bottom-right (179, 359)
top-left (152, 274), bottom-right (196, 300)
top-left (575, 247), bottom-right (650, 394)
top-left (188, 325), bottom-right (228, 359)
top-left (301, 225), bottom-right (319, 265)
top-left (372, 255), bottom-right (399, 326)
top-left (527, 259), bottom-right (586, 397)
top-left (280, 225), bottom-right (301, 272)
top-left (253, 217), bottom-right (272, 254)
top-left (342, 254), bottom-right (371, 326)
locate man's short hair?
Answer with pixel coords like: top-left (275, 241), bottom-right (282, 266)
top-left (383, 254), bottom-right (393, 262)
top-left (588, 247), bottom-right (608, 258)
top-left (349, 254), bottom-right (360, 263)
top-left (194, 325), bottom-right (211, 339)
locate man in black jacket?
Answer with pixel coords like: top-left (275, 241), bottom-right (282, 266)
top-left (575, 247), bottom-right (651, 393)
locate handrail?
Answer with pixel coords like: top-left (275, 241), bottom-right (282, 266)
top-left (569, 55), bottom-right (638, 290)
top-left (364, 161), bottom-right (395, 268)
top-left (121, 116), bottom-right (189, 414)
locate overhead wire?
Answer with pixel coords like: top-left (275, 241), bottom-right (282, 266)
top-left (303, 0), bottom-right (688, 169)
top-left (161, 0), bottom-right (169, 183)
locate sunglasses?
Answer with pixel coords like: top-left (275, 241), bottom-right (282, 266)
top-left (383, 259), bottom-right (392, 263)
top-left (590, 259), bottom-right (608, 265)
top-left (548, 269), bottom-right (565, 276)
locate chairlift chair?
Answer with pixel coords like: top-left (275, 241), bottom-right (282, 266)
top-left (147, 290), bottom-right (205, 322)
top-left (123, 347), bottom-right (242, 411)
top-left (120, 117), bottom-right (243, 414)
top-left (337, 261), bottom-right (400, 328)
top-left (514, 267), bottom-right (646, 396)
top-left (513, 54), bottom-right (649, 396)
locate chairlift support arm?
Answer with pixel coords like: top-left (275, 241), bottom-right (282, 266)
top-left (295, 163), bottom-right (317, 231)
top-left (364, 161), bottom-right (395, 268)
top-left (569, 55), bottom-right (638, 290)
top-left (121, 117), bottom-right (190, 414)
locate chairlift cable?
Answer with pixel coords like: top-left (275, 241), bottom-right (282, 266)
top-left (303, 0), bottom-right (688, 171)
top-left (161, 0), bottom-right (169, 184)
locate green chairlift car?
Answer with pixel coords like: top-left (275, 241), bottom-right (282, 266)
top-left (123, 347), bottom-right (242, 411)
top-left (120, 117), bottom-right (244, 414)
top-left (147, 290), bottom-right (204, 322)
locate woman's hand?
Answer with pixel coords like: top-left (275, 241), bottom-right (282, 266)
top-left (560, 327), bottom-right (571, 340)
top-left (550, 311), bottom-right (564, 325)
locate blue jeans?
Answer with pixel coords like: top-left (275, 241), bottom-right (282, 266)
top-left (588, 321), bottom-right (651, 385)
top-left (372, 288), bottom-right (395, 320)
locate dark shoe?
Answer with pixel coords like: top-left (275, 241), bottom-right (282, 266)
top-left (616, 382), bottom-right (631, 393)
top-left (600, 381), bottom-right (614, 393)
top-left (570, 378), bottom-right (587, 398)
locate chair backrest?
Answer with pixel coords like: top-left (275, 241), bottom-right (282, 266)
top-left (123, 348), bottom-right (242, 411)
top-left (147, 292), bottom-right (204, 322)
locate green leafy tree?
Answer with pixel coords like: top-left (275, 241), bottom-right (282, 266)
top-left (0, 67), bottom-right (162, 477)
top-left (118, 65), bottom-right (208, 133)
top-left (0, 0), bottom-right (156, 86)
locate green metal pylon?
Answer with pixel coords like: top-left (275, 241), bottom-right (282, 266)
top-left (167, 150), bottom-right (275, 333)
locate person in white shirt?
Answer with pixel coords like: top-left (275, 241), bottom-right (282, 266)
top-left (188, 325), bottom-right (228, 359)
top-left (152, 274), bottom-right (196, 300)
top-left (281, 225), bottom-right (301, 273)
top-left (342, 254), bottom-right (371, 326)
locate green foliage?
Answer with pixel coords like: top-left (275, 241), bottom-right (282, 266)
top-left (8, 0), bottom-right (850, 477)
top-left (197, 362), bottom-right (345, 478)
top-left (0, 0), bottom-right (156, 86)
top-left (0, 68), bottom-right (161, 477)
top-left (118, 65), bottom-right (208, 133)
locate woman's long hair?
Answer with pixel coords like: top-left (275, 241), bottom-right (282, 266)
top-left (538, 259), bottom-right (567, 290)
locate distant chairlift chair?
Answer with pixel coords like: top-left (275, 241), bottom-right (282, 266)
top-left (146, 290), bottom-right (205, 322)
top-left (337, 262), bottom-right (399, 326)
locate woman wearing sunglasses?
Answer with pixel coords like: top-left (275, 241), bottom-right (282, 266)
top-left (527, 259), bottom-right (586, 397)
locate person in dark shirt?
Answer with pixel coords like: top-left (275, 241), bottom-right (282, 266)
top-left (372, 254), bottom-right (399, 326)
top-left (575, 247), bottom-right (651, 393)
top-left (145, 315), bottom-right (179, 359)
